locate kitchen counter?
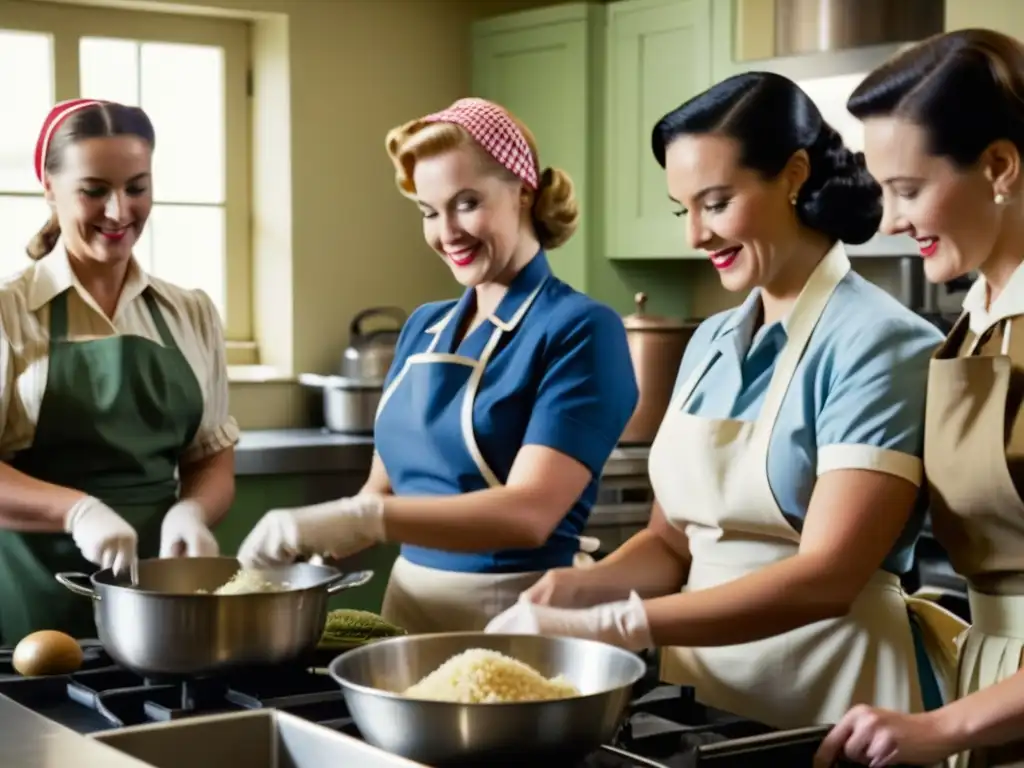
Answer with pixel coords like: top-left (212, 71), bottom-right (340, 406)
top-left (235, 428), bottom-right (373, 476)
top-left (235, 429), bottom-right (650, 478)
top-left (1, 694), bottom-right (152, 768)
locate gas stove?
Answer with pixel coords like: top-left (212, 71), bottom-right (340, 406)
top-left (0, 643), bottom-right (873, 767)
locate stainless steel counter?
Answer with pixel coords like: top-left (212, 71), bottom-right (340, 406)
top-left (1, 694), bottom-right (153, 768)
top-left (235, 428), bottom-right (373, 476)
top-left (234, 429), bottom-right (650, 479)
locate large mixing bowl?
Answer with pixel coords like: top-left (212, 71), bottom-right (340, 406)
top-left (56, 556), bottom-right (373, 678)
top-left (327, 632), bottom-right (646, 765)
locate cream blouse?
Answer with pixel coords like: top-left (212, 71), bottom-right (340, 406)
top-left (0, 247), bottom-right (239, 464)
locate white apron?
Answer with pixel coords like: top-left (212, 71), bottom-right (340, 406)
top-left (376, 279), bottom-right (594, 634)
top-left (650, 244), bottom-right (962, 729)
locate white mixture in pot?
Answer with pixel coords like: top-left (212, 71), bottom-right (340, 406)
top-left (197, 569), bottom-right (291, 595)
top-left (403, 648), bottom-right (581, 703)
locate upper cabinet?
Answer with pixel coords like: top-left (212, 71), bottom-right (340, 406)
top-left (472, 5), bottom-right (601, 290)
top-left (605, 0), bottom-right (712, 259)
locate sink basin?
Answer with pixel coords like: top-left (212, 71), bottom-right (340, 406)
top-left (92, 709), bottom-right (424, 768)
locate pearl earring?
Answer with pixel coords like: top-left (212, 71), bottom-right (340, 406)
top-left (789, 195), bottom-right (797, 206)
top-left (995, 193), bottom-right (1008, 205)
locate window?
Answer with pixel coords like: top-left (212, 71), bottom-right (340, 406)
top-left (0, 1), bottom-right (253, 363)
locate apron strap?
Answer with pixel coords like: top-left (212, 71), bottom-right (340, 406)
top-left (48, 289), bottom-right (71, 342)
top-left (141, 289), bottom-right (180, 350)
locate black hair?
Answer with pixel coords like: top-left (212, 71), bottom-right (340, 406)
top-left (847, 28), bottom-right (1024, 168)
top-left (652, 71), bottom-right (881, 245)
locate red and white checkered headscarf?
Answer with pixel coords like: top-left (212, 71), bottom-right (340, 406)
top-left (34, 99), bottom-right (107, 183)
top-left (421, 98), bottom-right (538, 189)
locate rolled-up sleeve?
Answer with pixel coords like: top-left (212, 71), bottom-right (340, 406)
top-left (523, 304), bottom-right (639, 475)
top-left (181, 289), bottom-right (240, 464)
top-left (815, 319), bottom-right (942, 486)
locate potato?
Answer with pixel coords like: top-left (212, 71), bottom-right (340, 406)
top-left (12, 630), bottom-right (84, 677)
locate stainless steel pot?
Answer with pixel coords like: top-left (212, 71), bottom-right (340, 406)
top-left (328, 632), bottom-right (646, 765)
top-left (55, 556), bottom-right (374, 678)
top-left (298, 373), bottom-right (381, 434)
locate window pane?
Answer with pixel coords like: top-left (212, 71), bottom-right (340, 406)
top-left (80, 37), bottom-right (139, 106)
top-left (0, 31), bottom-right (54, 193)
top-left (146, 205), bottom-right (225, 319)
top-left (0, 196), bottom-right (49, 279)
top-left (141, 43), bottom-right (225, 204)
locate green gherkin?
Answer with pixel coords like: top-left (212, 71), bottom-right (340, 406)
top-left (319, 609), bottom-right (407, 648)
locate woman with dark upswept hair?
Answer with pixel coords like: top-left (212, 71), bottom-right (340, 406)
top-left (486, 71), bottom-right (959, 730)
top-left (818, 28), bottom-right (1024, 768)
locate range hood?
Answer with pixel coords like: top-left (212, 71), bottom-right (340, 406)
top-left (774, 0), bottom-right (945, 57)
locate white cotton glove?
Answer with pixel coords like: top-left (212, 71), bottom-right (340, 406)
top-left (159, 500), bottom-right (220, 558)
top-left (64, 496), bottom-right (138, 576)
top-left (485, 591), bottom-right (654, 651)
top-left (237, 494), bottom-right (386, 569)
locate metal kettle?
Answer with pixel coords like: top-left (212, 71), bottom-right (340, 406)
top-left (620, 293), bottom-right (697, 445)
top-left (340, 306), bottom-right (407, 382)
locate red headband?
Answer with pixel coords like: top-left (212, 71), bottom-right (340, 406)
top-left (421, 98), bottom-right (538, 189)
top-left (34, 99), bottom-right (106, 183)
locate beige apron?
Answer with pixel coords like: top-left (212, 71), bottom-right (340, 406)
top-left (376, 279), bottom-right (594, 634)
top-left (650, 244), bottom-right (962, 729)
top-left (926, 315), bottom-right (1024, 768)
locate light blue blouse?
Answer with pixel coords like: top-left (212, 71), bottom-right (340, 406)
top-left (674, 268), bottom-right (944, 574)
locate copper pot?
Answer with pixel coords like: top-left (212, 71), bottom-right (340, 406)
top-left (620, 293), bottom-right (697, 444)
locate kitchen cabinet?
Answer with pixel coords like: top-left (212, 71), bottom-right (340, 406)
top-left (605, 0), bottom-right (713, 260)
top-left (472, 4), bottom-right (601, 291)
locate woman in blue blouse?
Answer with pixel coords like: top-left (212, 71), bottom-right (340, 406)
top-left (238, 98), bottom-right (638, 632)
top-left (488, 73), bottom-right (964, 728)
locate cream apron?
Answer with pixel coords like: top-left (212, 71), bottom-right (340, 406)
top-left (926, 315), bottom-right (1024, 768)
top-left (375, 277), bottom-right (596, 634)
top-left (650, 244), bottom-right (963, 730)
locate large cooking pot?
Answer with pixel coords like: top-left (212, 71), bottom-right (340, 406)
top-left (55, 557), bottom-right (373, 678)
top-left (328, 632), bottom-right (645, 765)
top-left (299, 306), bottom-right (408, 433)
top-left (620, 292), bottom-right (698, 444)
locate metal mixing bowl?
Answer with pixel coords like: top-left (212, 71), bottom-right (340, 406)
top-left (327, 632), bottom-right (646, 765)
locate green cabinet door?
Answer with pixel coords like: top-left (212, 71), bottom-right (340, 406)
top-left (472, 4), bottom-right (600, 292)
top-left (605, 0), bottom-right (713, 260)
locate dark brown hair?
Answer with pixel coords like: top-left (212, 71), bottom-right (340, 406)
top-left (847, 29), bottom-right (1024, 167)
top-left (28, 103), bottom-right (155, 260)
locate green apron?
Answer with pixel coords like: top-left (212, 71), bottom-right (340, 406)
top-left (0, 287), bottom-right (203, 646)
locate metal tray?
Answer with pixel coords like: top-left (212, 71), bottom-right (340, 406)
top-left (92, 708), bottom-right (425, 768)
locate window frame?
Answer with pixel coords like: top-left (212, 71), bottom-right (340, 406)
top-left (0, 0), bottom-right (255, 363)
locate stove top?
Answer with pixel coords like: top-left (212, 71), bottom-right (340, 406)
top-left (0, 643), bottom-right (877, 767)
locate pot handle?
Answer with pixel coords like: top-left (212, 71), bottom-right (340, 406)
top-left (350, 307), bottom-right (407, 343)
top-left (55, 572), bottom-right (100, 600)
top-left (325, 569), bottom-right (374, 594)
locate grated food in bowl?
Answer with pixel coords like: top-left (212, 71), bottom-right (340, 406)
top-left (402, 648), bottom-right (581, 703)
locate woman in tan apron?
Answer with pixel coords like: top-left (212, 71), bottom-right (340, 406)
top-left (816, 29), bottom-right (1024, 768)
top-left (0, 100), bottom-right (238, 646)
top-left (488, 72), bottom-right (966, 729)
top-left (238, 98), bottom-right (636, 633)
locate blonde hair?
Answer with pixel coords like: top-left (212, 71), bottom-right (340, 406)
top-left (384, 112), bottom-right (578, 250)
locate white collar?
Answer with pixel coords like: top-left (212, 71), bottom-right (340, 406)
top-left (963, 260), bottom-right (1024, 335)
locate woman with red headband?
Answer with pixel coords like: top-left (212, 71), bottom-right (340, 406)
top-left (0, 99), bottom-right (238, 645)
top-left (238, 98), bottom-right (638, 632)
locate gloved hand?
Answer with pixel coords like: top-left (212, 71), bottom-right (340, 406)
top-left (485, 591), bottom-right (654, 651)
top-left (160, 500), bottom-right (220, 558)
top-left (64, 496), bottom-right (138, 575)
top-left (237, 494), bottom-right (386, 569)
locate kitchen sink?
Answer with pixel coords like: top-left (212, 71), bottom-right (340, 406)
top-left (92, 709), bottom-right (424, 768)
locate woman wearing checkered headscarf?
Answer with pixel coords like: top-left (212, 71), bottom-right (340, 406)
top-left (239, 98), bottom-right (639, 632)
